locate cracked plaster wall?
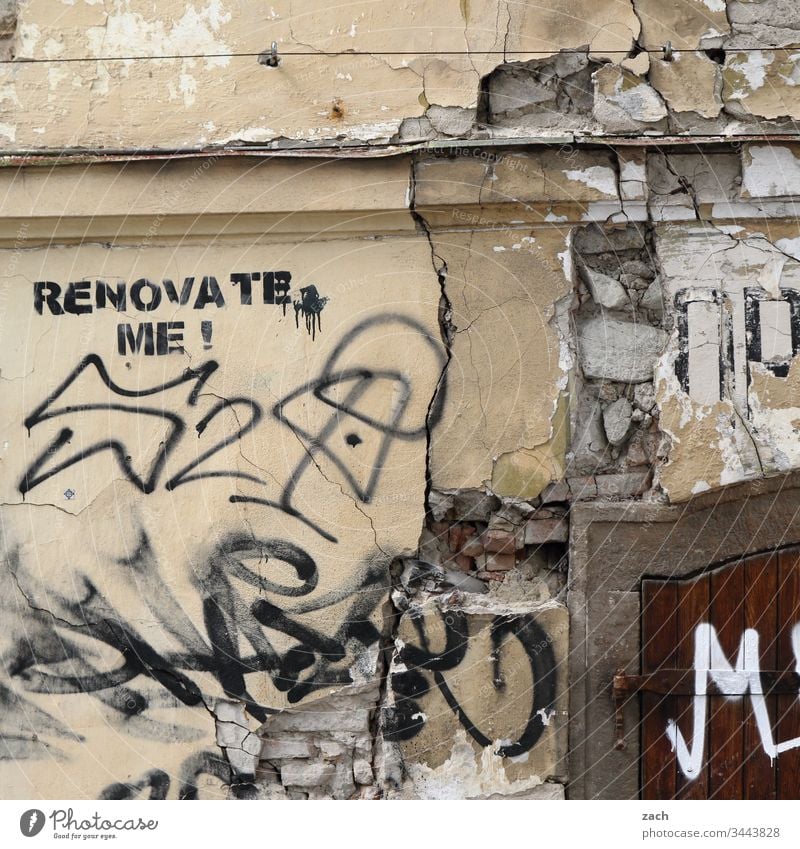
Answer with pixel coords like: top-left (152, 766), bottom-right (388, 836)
top-left (0, 158), bottom-right (444, 799)
top-left (3, 1), bottom-right (800, 150)
top-left (7, 140), bottom-right (800, 799)
top-left (4, 0), bottom-right (800, 804)
top-left (0, 152), bottom-right (580, 800)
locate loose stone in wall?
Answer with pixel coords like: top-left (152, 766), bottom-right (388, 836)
top-left (569, 223), bottom-right (668, 499)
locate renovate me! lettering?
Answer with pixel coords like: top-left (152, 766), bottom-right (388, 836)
top-left (33, 272), bottom-right (292, 314)
top-left (28, 270), bottom-right (329, 354)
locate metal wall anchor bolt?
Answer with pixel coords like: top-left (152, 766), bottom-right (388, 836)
top-left (259, 42), bottom-right (281, 68)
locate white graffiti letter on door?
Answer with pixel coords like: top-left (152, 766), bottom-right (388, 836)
top-left (666, 623), bottom-right (800, 780)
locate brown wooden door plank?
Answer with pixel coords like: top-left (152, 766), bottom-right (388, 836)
top-left (641, 579), bottom-right (678, 800)
top-left (675, 572), bottom-right (711, 799)
top-left (708, 559), bottom-right (745, 799)
top-left (777, 547), bottom-right (800, 800)
top-left (638, 545), bottom-right (800, 800)
top-left (742, 552), bottom-right (778, 799)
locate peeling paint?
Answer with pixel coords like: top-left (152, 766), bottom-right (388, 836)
top-left (563, 166), bottom-right (617, 197)
top-left (86, 1), bottom-right (233, 69)
top-left (402, 730), bottom-right (551, 799)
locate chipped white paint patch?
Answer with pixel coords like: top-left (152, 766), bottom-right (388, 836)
top-left (620, 160), bottom-right (645, 183)
top-left (727, 52), bottom-right (772, 99)
top-left (306, 120), bottom-right (400, 141)
top-left (16, 23), bottom-right (42, 59)
top-left (544, 211), bottom-right (568, 223)
top-left (43, 38), bottom-right (65, 59)
top-left (776, 53), bottom-right (800, 87)
top-left (403, 729), bottom-right (548, 800)
top-left (605, 73), bottom-right (667, 122)
top-left (757, 255), bottom-right (786, 299)
top-left (222, 126), bottom-right (276, 144)
top-left (747, 369), bottom-right (800, 470)
top-left (743, 146), bottom-right (800, 198)
top-left (691, 480), bottom-right (711, 494)
top-left (0, 122), bottom-right (15, 142)
top-left (701, 0), bottom-right (725, 11)
top-left (557, 231), bottom-right (574, 287)
top-left (620, 158), bottom-right (646, 196)
top-left (563, 166), bottom-right (617, 197)
top-left (776, 237), bottom-right (800, 260)
top-left (511, 235), bottom-right (535, 251)
top-left (557, 326), bottom-right (574, 375)
top-left (700, 27), bottom-right (726, 43)
top-left (621, 181), bottom-right (646, 201)
top-left (651, 205), bottom-right (696, 222)
top-left (86, 1), bottom-right (233, 69)
top-left (581, 201), bottom-right (632, 222)
top-left (716, 412), bottom-right (747, 486)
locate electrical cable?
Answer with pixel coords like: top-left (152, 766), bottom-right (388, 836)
top-left (0, 45), bottom-right (792, 65)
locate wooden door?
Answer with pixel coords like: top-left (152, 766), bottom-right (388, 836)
top-left (640, 547), bottom-right (800, 799)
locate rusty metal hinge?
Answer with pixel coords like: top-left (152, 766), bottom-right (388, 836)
top-left (611, 668), bottom-right (800, 751)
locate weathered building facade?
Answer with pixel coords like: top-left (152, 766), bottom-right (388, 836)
top-left (2, 0), bottom-right (800, 800)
